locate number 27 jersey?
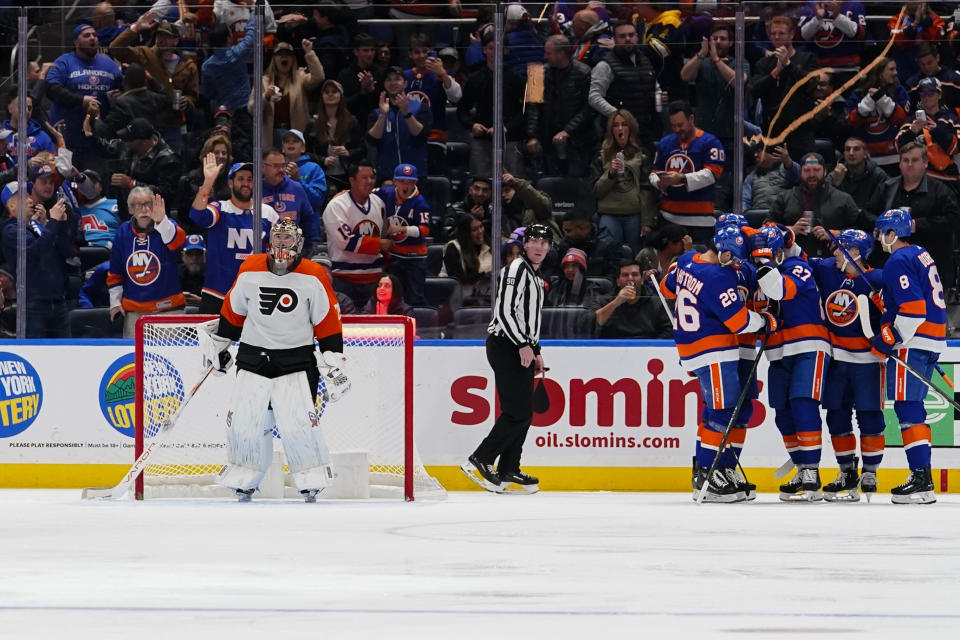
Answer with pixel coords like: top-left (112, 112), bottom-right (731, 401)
top-left (661, 251), bottom-right (753, 371)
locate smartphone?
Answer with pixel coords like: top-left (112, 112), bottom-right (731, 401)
top-left (427, 49), bottom-right (437, 60)
top-left (916, 109), bottom-right (927, 122)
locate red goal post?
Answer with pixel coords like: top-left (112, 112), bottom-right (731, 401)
top-left (133, 314), bottom-right (443, 501)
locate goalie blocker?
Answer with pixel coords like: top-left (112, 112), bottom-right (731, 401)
top-left (207, 218), bottom-right (351, 502)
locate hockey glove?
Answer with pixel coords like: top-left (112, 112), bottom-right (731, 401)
top-left (857, 93), bottom-right (876, 117)
top-left (876, 95), bottom-right (896, 119)
top-left (773, 223), bottom-right (795, 249)
top-left (746, 230), bottom-right (773, 263)
top-left (316, 350), bottom-right (351, 402)
top-left (759, 310), bottom-right (779, 334)
top-left (198, 325), bottom-right (233, 376)
top-left (869, 323), bottom-right (901, 358)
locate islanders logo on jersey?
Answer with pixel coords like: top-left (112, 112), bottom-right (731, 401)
top-left (813, 23), bottom-right (844, 49)
top-left (0, 352), bottom-right (43, 438)
top-left (824, 288), bottom-right (860, 327)
top-left (665, 152), bottom-right (695, 174)
top-left (126, 250), bottom-right (162, 286)
top-left (866, 116), bottom-right (891, 136)
top-left (99, 353), bottom-right (137, 437)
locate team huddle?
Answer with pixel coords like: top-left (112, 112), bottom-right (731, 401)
top-left (660, 208), bottom-right (946, 504)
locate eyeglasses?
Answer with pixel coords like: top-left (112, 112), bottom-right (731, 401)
top-left (129, 202), bottom-right (152, 211)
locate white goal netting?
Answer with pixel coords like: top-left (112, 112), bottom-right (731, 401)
top-left (134, 315), bottom-right (445, 500)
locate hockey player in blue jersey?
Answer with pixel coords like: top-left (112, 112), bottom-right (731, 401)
top-left (810, 229), bottom-right (886, 501)
top-left (661, 225), bottom-right (776, 502)
top-left (870, 208), bottom-right (947, 504)
top-left (748, 224), bottom-right (832, 501)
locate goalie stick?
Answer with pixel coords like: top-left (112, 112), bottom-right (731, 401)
top-left (81, 364), bottom-right (217, 500)
top-left (696, 332), bottom-right (770, 504)
top-left (855, 294), bottom-right (960, 413)
top-left (825, 228), bottom-right (953, 387)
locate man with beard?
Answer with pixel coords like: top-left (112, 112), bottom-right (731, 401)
top-left (190, 156), bottom-right (279, 314)
top-left (769, 152), bottom-right (860, 258)
top-left (826, 137), bottom-right (891, 217)
top-left (107, 187), bottom-right (187, 337)
top-left (45, 24), bottom-right (123, 174)
top-left (589, 20), bottom-right (661, 152)
top-left (443, 176), bottom-right (491, 241)
top-left (110, 14), bottom-right (198, 154)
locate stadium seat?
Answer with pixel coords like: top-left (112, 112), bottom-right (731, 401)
top-left (587, 277), bottom-right (614, 296)
top-left (445, 105), bottom-right (470, 144)
top-left (426, 244), bottom-right (444, 276)
top-left (69, 308), bottom-right (122, 338)
top-left (424, 277), bottom-right (459, 308)
top-left (427, 140), bottom-right (447, 175)
top-left (79, 245), bottom-right (110, 272)
top-left (445, 142), bottom-right (470, 183)
top-left (421, 176), bottom-right (452, 233)
top-left (815, 139), bottom-right (838, 170)
top-left (744, 209), bottom-right (770, 228)
top-left (541, 307), bottom-right (594, 339)
top-left (536, 177), bottom-right (596, 218)
top-left (412, 306), bottom-right (439, 328)
top-left (452, 307), bottom-right (491, 338)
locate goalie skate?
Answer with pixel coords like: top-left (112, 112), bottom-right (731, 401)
top-left (823, 468), bottom-right (860, 503)
top-left (497, 471), bottom-right (540, 495)
top-left (460, 455), bottom-right (501, 493)
top-left (779, 468), bottom-right (822, 502)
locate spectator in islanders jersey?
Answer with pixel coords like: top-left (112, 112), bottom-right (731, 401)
top-left (846, 57), bottom-right (909, 175)
top-left (375, 163), bottom-right (430, 306)
top-left (796, 1), bottom-right (867, 68)
top-left (261, 147), bottom-right (320, 257)
top-left (405, 33), bottom-right (463, 143)
top-left (322, 161), bottom-right (391, 309)
top-left (107, 187), bottom-right (187, 338)
top-left (190, 157), bottom-right (279, 314)
top-left (649, 101), bottom-right (725, 245)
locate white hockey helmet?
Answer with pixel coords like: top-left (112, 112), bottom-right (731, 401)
top-left (268, 217), bottom-right (304, 274)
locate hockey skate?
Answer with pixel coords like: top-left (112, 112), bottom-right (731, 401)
top-left (235, 488), bottom-right (255, 503)
top-left (891, 468), bottom-right (936, 504)
top-left (823, 468), bottom-right (860, 502)
top-left (779, 468), bottom-right (822, 502)
top-left (723, 467), bottom-right (756, 501)
top-left (859, 470), bottom-right (877, 502)
top-left (301, 489), bottom-right (323, 503)
top-left (497, 470), bottom-right (540, 495)
top-left (693, 467), bottom-right (745, 503)
top-left (460, 455), bottom-right (502, 493)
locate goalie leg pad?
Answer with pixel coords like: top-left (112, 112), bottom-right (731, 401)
top-left (216, 370), bottom-right (273, 491)
top-left (272, 371), bottom-right (335, 490)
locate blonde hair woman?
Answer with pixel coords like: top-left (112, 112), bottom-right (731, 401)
top-left (250, 39), bottom-right (325, 147)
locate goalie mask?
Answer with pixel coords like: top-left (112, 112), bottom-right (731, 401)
top-left (268, 218), bottom-right (304, 275)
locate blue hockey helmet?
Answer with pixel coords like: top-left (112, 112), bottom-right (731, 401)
top-left (874, 208), bottom-right (912, 240)
top-left (836, 228), bottom-right (872, 261)
top-left (758, 224), bottom-right (785, 253)
top-left (715, 212), bottom-right (748, 233)
top-left (713, 225), bottom-right (747, 261)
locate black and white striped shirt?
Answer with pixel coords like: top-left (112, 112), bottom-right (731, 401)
top-left (488, 256), bottom-right (544, 352)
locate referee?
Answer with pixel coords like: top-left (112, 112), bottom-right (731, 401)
top-left (461, 224), bottom-right (553, 494)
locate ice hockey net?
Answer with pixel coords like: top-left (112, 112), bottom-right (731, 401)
top-left (134, 314), bottom-right (445, 501)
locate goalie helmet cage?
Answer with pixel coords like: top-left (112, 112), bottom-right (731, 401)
top-left (133, 314), bottom-right (444, 501)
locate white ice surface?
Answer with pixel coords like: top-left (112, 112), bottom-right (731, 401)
top-left (2, 490), bottom-right (959, 639)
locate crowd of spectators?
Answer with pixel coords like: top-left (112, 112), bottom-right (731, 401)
top-left (1, 1), bottom-right (960, 340)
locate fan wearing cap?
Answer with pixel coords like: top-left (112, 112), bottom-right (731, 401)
top-left (461, 223), bottom-right (554, 495)
top-left (108, 117), bottom-right (181, 218)
top-left (253, 38), bottom-right (324, 149)
top-left (405, 33), bottom-right (462, 143)
top-left (179, 234), bottom-right (206, 306)
top-left (189, 155), bottom-right (279, 314)
top-left (281, 129), bottom-right (327, 213)
top-left (45, 23), bottom-right (123, 168)
top-left (75, 170), bottom-right (120, 249)
top-left (906, 43), bottom-right (960, 115)
top-left (895, 76), bottom-right (960, 185)
top-left (110, 11), bottom-right (198, 154)
top-left (261, 147), bottom-right (320, 256)
top-left (373, 163), bottom-right (431, 305)
top-left (1, 180), bottom-right (75, 338)
top-left (367, 66), bottom-right (432, 180)
top-left (106, 187), bottom-right (188, 337)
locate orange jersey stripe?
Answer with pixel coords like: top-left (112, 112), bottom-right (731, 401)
top-left (121, 293), bottom-right (185, 313)
top-left (722, 306), bottom-right (749, 334)
top-left (660, 200), bottom-right (716, 215)
top-left (676, 333), bottom-right (740, 359)
top-left (899, 299), bottom-right (927, 317)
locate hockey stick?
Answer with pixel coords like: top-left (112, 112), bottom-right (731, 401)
top-left (649, 272), bottom-right (678, 330)
top-left (695, 332), bottom-right (770, 504)
top-left (826, 228), bottom-right (953, 386)
top-left (856, 294), bottom-right (960, 413)
top-left (82, 364), bottom-right (217, 500)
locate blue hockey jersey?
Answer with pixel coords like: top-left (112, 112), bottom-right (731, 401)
top-left (106, 218), bottom-right (186, 312)
top-left (79, 196), bottom-right (121, 248)
top-left (811, 257), bottom-right (884, 363)
top-left (880, 244), bottom-right (947, 353)
top-left (374, 185), bottom-right (431, 258)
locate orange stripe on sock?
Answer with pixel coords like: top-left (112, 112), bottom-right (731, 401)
top-left (728, 427), bottom-right (747, 446)
top-left (901, 424), bottom-right (931, 447)
top-left (797, 430), bottom-right (823, 447)
top-left (700, 428), bottom-right (725, 450)
top-left (831, 434), bottom-right (857, 454)
top-left (782, 434), bottom-right (800, 450)
top-left (861, 434), bottom-right (886, 454)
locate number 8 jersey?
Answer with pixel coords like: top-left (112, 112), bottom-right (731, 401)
top-left (880, 244), bottom-right (946, 352)
top-left (661, 251), bottom-right (761, 372)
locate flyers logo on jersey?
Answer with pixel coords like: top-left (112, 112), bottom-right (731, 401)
top-left (259, 287), bottom-right (299, 314)
top-left (825, 289), bottom-right (859, 326)
top-left (125, 250), bottom-right (161, 286)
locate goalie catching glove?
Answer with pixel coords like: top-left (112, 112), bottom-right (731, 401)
top-left (198, 322), bottom-right (233, 375)
top-left (316, 350), bottom-right (351, 402)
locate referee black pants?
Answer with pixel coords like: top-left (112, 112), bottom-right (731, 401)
top-left (473, 334), bottom-right (535, 474)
